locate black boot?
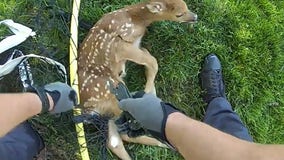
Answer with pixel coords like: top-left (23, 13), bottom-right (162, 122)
top-left (200, 54), bottom-right (226, 104)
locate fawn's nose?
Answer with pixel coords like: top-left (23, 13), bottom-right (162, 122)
top-left (179, 11), bottom-right (198, 23)
top-left (188, 12), bottom-right (198, 23)
top-left (193, 14), bottom-right (198, 21)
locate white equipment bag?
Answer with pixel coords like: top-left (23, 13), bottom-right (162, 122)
top-left (0, 19), bottom-right (67, 83)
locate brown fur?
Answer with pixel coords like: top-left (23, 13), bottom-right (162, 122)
top-left (78, 0), bottom-right (197, 159)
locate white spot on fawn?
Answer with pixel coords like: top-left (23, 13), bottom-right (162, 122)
top-left (82, 75), bottom-right (93, 88)
top-left (105, 83), bottom-right (109, 90)
top-left (100, 43), bottom-right (104, 49)
top-left (88, 97), bottom-right (98, 102)
top-left (125, 23), bottom-right (132, 28)
top-left (110, 136), bottom-right (119, 148)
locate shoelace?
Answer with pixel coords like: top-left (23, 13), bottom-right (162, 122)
top-left (208, 70), bottom-right (222, 96)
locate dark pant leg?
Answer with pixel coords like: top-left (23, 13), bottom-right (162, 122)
top-left (203, 97), bottom-right (253, 142)
top-left (0, 121), bottom-right (44, 160)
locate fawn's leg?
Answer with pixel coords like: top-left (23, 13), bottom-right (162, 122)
top-left (115, 43), bottom-right (157, 95)
top-left (108, 120), bottom-right (131, 160)
top-left (121, 134), bottom-right (168, 148)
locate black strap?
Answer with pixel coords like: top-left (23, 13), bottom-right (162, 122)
top-left (27, 86), bottom-right (50, 113)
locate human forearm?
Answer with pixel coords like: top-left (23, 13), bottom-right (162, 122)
top-left (0, 93), bottom-right (53, 137)
top-left (0, 82), bottom-right (77, 137)
top-left (118, 93), bottom-right (284, 159)
top-left (253, 144), bottom-right (284, 160)
top-left (166, 112), bottom-right (255, 160)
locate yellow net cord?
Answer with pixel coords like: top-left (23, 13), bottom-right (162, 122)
top-left (69, 0), bottom-right (90, 159)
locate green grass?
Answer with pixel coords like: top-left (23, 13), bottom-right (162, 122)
top-left (1, 0), bottom-right (284, 159)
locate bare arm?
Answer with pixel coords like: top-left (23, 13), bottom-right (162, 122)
top-left (166, 112), bottom-right (284, 160)
top-left (0, 92), bottom-right (54, 137)
top-left (119, 93), bottom-right (284, 160)
top-left (0, 82), bottom-right (77, 137)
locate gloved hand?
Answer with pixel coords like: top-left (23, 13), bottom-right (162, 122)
top-left (44, 82), bottom-right (78, 114)
top-left (118, 93), bottom-right (180, 146)
top-left (28, 82), bottom-right (78, 114)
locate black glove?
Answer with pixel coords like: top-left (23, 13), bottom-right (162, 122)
top-left (118, 93), bottom-right (180, 147)
top-left (28, 82), bottom-right (78, 113)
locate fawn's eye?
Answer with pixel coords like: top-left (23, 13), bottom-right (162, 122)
top-left (176, 13), bottom-right (184, 18)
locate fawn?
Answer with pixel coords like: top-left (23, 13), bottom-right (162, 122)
top-left (78, 0), bottom-right (197, 159)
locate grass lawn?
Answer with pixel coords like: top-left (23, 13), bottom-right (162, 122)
top-left (1, 0), bottom-right (284, 159)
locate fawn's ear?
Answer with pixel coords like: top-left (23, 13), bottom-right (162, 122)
top-left (146, 2), bottom-right (166, 13)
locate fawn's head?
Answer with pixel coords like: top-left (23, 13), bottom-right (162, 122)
top-left (145, 0), bottom-right (197, 23)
